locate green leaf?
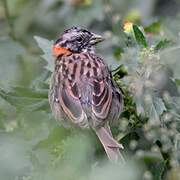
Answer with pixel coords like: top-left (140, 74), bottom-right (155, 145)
top-left (133, 89), bottom-right (166, 124)
top-left (154, 98), bottom-right (166, 115)
top-left (113, 47), bottom-right (123, 60)
top-left (31, 71), bottom-right (50, 90)
top-left (149, 98), bottom-right (166, 123)
top-left (144, 21), bottom-right (161, 34)
top-left (174, 79), bottom-right (180, 86)
top-left (0, 86), bottom-right (49, 112)
top-left (34, 127), bottom-right (70, 150)
top-left (0, 38), bottom-right (26, 86)
top-left (164, 95), bottom-right (180, 122)
top-left (141, 153), bottom-right (166, 180)
top-left (147, 97), bottom-right (166, 124)
top-left (154, 39), bottom-right (170, 51)
top-left (169, 97), bottom-right (180, 110)
top-left (112, 65), bottom-right (127, 79)
top-left (34, 36), bottom-right (54, 72)
top-left (47, 1), bottom-right (63, 12)
top-left (133, 24), bottom-right (148, 48)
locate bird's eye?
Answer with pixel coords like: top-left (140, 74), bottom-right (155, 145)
top-left (76, 36), bottom-right (83, 42)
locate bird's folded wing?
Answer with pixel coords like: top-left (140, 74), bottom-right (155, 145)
top-left (52, 60), bottom-right (89, 128)
top-left (91, 77), bottom-right (112, 120)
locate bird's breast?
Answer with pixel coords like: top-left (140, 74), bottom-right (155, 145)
top-left (55, 53), bottom-right (106, 81)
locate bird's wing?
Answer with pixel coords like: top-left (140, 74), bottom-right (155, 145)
top-left (86, 54), bottom-right (114, 124)
top-left (49, 54), bottom-right (89, 128)
top-left (91, 76), bottom-right (113, 119)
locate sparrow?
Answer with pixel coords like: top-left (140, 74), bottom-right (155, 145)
top-left (49, 26), bottom-right (124, 162)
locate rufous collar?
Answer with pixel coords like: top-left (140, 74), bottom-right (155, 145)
top-left (52, 44), bottom-right (71, 57)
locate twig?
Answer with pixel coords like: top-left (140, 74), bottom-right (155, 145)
top-left (2, 0), bottom-right (16, 40)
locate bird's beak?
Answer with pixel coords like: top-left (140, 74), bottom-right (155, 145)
top-left (89, 33), bottom-right (104, 45)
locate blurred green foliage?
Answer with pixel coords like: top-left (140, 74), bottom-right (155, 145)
top-left (0, 0), bottom-right (180, 180)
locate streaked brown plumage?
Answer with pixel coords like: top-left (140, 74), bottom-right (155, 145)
top-left (49, 27), bottom-right (124, 162)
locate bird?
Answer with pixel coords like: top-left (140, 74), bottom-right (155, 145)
top-left (49, 26), bottom-right (124, 162)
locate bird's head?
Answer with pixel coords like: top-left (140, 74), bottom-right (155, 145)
top-left (53, 26), bottom-right (104, 57)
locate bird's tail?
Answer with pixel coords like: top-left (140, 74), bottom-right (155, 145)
top-left (95, 126), bottom-right (125, 163)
